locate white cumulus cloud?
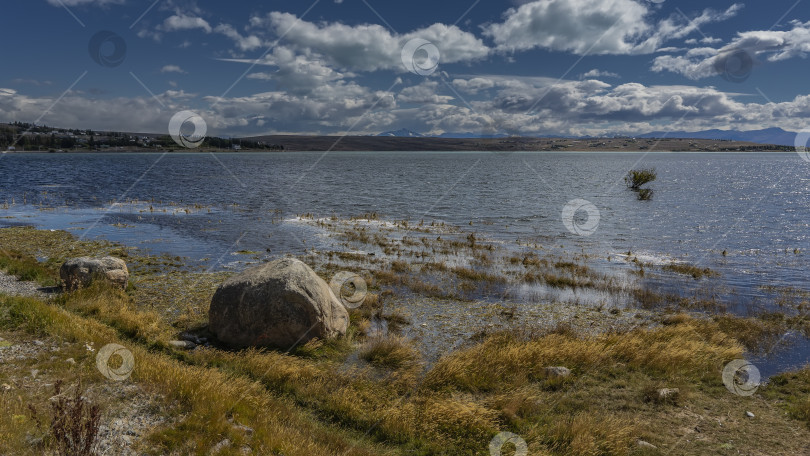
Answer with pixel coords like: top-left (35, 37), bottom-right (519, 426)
top-left (484, 0), bottom-right (741, 55)
top-left (653, 20), bottom-right (810, 79)
top-left (251, 12), bottom-right (490, 72)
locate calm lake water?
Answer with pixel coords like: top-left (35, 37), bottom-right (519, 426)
top-left (1, 151), bottom-right (809, 374)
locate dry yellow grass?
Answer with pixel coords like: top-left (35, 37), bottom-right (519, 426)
top-left (425, 316), bottom-right (743, 393)
top-left (4, 227), bottom-right (810, 455)
top-left (358, 335), bottom-right (421, 369)
top-left (0, 294), bottom-right (389, 456)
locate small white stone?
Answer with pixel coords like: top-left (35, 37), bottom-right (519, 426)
top-left (746, 411), bottom-right (755, 418)
top-left (637, 440), bottom-right (657, 449)
top-left (168, 340), bottom-right (196, 350)
top-left (65, 358), bottom-right (76, 365)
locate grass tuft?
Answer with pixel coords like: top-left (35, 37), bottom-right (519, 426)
top-left (359, 335), bottom-right (420, 369)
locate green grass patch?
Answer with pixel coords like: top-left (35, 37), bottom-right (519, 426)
top-left (0, 249), bottom-right (58, 286)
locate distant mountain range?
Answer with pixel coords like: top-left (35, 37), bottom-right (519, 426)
top-left (377, 128), bottom-right (424, 138)
top-left (636, 127), bottom-right (797, 147)
top-left (378, 127), bottom-right (798, 146)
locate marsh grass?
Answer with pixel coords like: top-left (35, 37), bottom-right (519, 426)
top-left (358, 335), bottom-right (421, 369)
top-left (664, 263), bottom-right (719, 280)
top-left (5, 284), bottom-right (810, 455)
top-left (425, 315), bottom-right (743, 393)
top-left (5, 226), bottom-right (810, 455)
top-left (712, 314), bottom-right (787, 353)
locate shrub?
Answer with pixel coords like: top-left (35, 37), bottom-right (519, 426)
top-left (625, 168), bottom-right (657, 190)
top-left (29, 380), bottom-right (102, 456)
top-left (637, 188), bottom-right (654, 201)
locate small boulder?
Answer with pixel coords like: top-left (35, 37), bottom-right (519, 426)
top-left (209, 258), bottom-right (349, 349)
top-left (544, 366), bottom-right (572, 379)
top-left (60, 257), bottom-right (129, 290)
top-left (168, 340), bottom-right (196, 350)
top-left (637, 440), bottom-right (657, 449)
top-left (657, 388), bottom-right (680, 401)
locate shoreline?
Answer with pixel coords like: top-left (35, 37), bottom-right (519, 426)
top-left (2, 136), bottom-right (796, 153)
top-left (2, 148), bottom-right (798, 153)
top-left (1, 225), bottom-right (810, 455)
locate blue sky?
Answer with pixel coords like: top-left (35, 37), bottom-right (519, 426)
top-left (1, 0), bottom-right (809, 137)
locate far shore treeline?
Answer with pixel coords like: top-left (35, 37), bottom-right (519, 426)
top-left (0, 122), bottom-right (284, 152)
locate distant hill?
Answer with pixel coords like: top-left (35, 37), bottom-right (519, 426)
top-left (637, 127), bottom-right (797, 146)
top-left (377, 127), bottom-right (799, 146)
top-left (241, 135), bottom-right (789, 152)
top-left (377, 128), bottom-right (424, 137)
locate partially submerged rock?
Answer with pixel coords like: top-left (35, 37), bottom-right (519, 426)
top-left (60, 257), bottom-right (129, 290)
top-left (209, 258), bottom-right (349, 349)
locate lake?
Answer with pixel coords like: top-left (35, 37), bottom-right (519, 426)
top-left (1, 151), bottom-right (809, 374)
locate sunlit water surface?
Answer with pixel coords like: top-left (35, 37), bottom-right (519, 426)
top-left (1, 151), bottom-right (809, 375)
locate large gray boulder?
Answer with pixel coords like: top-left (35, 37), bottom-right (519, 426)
top-left (209, 258), bottom-right (349, 349)
top-left (60, 257), bottom-right (129, 290)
